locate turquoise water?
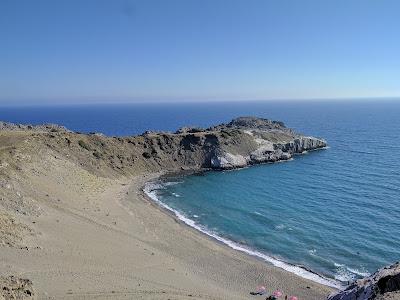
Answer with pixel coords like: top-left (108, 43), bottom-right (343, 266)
top-left (2, 100), bottom-right (400, 286)
top-left (144, 101), bottom-right (400, 286)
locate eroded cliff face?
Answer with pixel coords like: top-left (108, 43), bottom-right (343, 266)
top-left (327, 263), bottom-right (400, 300)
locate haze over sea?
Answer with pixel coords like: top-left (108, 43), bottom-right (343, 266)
top-left (2, 99), bottom-right (400, 285)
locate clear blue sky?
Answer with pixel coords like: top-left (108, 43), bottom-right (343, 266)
top-left (1, 0), bottom-right (399, 104)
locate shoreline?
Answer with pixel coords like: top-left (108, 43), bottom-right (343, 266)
top-left (125, 172), bottom-right (337, 299)
top-left (141, 172), bottom-right (341, 290)
top-left (0, 161), bottom-right (336, 299)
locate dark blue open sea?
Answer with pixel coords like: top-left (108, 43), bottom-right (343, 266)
top-left (2, 100), bottom-right (400, 287)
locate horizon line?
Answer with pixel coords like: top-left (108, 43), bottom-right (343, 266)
top-left (0, 96), bottom-right (399, 107)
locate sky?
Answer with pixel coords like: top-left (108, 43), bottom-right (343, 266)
top-left (1, 0), bottom-right (399, 104)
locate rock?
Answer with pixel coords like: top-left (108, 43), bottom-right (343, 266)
top-left (0, 212), bottom-right (33, 248)
top-left (141, 130), bottom-right (171, 136)
top-left (0, 276), bottom-right (35, 299)
top-left (90, 132), bottom-right (105, 137)
top-left (327, 262), bottom-right (400, 300)
top-left (175, 127), bottom-right (204, 134)
top-left (205, 117), bottom-right (326, 169)
top-left (225, 116), bottom-right (286, 130)
top-left (211, 153), bottom-right (248, 169)
top-left (250, 148), bottom-right (292, 163)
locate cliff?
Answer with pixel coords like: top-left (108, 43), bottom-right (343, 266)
top-left (327, 263), bottom-right (400, 300)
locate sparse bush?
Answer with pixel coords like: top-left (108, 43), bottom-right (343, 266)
top-left (220, 131), bottom-right (230, 138)
top-left (93, 151), bottom-right (102, 159)
top-left (142, 152), bottom-right (151, 159)
top-left (78, 140), bottom-right (91, 151)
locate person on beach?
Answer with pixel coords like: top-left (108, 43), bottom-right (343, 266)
top-left (250, 285), bottom-right (267, 295)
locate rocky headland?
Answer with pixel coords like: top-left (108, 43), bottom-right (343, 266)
top-left (1, 116), bottom-right (327, 176)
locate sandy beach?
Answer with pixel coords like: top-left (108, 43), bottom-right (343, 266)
top-left (1, 169), bottom-right (334, 299)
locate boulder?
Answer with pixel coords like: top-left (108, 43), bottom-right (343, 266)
top-left (210, 153), bottom-right (248, 169)
top-left (0, 276), bottom-right (35, 299)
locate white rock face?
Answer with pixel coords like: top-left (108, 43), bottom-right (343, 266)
top-left (210, 135), bottom-right (326, 170)
top-left (210, 153), bottom-right (248, 169)
top-left (254, 138), bottom-right (274, 149)
top-left (282, 137), bottom-right (327, 153)
top-left (243, 130), bottom-right (254, 136)
top-left (250, 147), bottom-right (292, 163)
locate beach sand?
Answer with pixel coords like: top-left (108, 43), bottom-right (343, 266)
top-left (1, 175), bottom-right (334, 299)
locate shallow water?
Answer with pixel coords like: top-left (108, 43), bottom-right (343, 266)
top-left (2, 100), bottom-right (400, 285)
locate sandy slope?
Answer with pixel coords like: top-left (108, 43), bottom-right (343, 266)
top-left (0, 129), bottom-right (334, 299)
top-left (1, 177), bottom-right (334, 299)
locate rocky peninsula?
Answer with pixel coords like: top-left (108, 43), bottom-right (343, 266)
top-left (1, 116), bottom-right (327, 175)
top-left (0, 116), bottom-right (397, 299)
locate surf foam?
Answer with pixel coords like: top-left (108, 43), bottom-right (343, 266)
top-left (144, 181), bottom-right (342, 289)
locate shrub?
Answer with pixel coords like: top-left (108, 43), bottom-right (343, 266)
top-left (93, 151), bottom-right (102, 159)
top-left (78, 140), bottom-right (91, 151)
top-left (142, 152), bottom-right (151, 159)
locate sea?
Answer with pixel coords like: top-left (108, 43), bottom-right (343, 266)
top-left (1, 100), bottom-right (399, 287)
